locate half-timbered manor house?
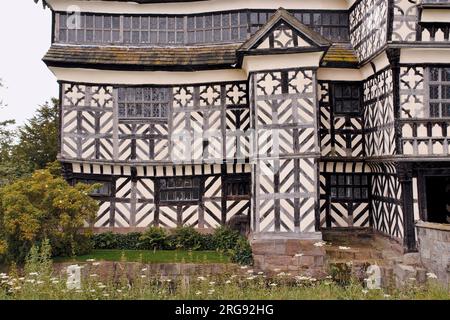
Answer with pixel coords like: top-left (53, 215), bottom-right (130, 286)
top-left (36, 0), bottom-right (450, 256)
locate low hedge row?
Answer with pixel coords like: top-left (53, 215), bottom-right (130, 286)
top-left (91, 226), bottom-right (253, 265)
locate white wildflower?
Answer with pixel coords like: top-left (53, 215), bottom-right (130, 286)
top-left (426, 272), bottom-right (438, 279)
top-left (240, 266), bottom-right (248, 270)
top-left (90, 289), bottom-right (96, 293)
top-left (258, 272), bottom-right (264, 275)
top-left (246, 276), bottom-right (256, 280)
top-left (26, 279), bottom-right (36, 284)
top-left (269, 283), bottom-right (278, 287)
top-left (314, 242), bottom-right (326, 247)
top-left (209, 282), bottom-right (216, 286)
top-left (325, 275), bottom-right (333, 279)
top-left (384, 294), bottom-right (391, 298)
top-left (103, 293), bottom-right (110, 297)
top-left (339, 246), bottom-right (351, 250)
top-left (36, 281), bottom-right (44, 285)
top-left (141, 275), bottom-right (147, 278)
top-left (195, 291), bottom-right (202, 295)
top-left (197, 276), bottom-right (207, 281)
top-left (207, 289), bottom-right (215, 295)
top-left (29, 272), bottom-right (39, 276)
top-left (225, 280), bottom-right (232, 284)
top-left (362, 290), bottom-right (368, 294)
top-left (141, 268), bottom-right (148, 272)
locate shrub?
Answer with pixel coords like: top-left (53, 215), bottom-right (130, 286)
top-left (212, 226), bottom-right (240, 251)
top-left (116, 232), bottom-right (141, 250)
top-left (229, 236), bottom-right (253, 266)
top-left (0, 168), bottom-right (98, 262)
top-left (168, 226), bottom-right (204, 250)
top-left (139, 227), bottom-right (168, 250)
top-left (92, 232), bottom-right (118, 250)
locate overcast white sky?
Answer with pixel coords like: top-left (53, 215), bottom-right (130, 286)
top-left (0, 1), bottom-right (58, 126)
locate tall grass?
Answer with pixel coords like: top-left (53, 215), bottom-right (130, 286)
top-left (0, 243), bottom-right (448, 300)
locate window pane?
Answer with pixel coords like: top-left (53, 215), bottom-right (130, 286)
top-left (430, 68), bottom-right (439, 81)
top-left (430, 86), bottom-right (439, 99)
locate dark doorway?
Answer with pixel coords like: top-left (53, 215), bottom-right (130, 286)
top-left (425, 176), bottom-right (450, 224)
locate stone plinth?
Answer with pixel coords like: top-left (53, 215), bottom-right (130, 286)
top-left (251, 233), bottom-right (326, 277)
top-left (416, 221), bottom-right (450, 287)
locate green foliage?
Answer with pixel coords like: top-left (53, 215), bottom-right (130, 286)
top-left (229, 237), bottom-right (253, 266)
top-left (24, 239), bottom-right (53, 277)
top-left (0, 100), bottom-right (59, 186)
top-left (116, 232), bottom-right (142, 250)
top-left (0, 169), bottom-right (98, 262)
top-left (211, 226), bottom-right (240, 251)
top-left (89, 226), bottom-right (253, 265)
top-left (167, 226), bottom-right (204, 250)
top-left (139, 227), bottom-right (168, 250)
top-left (13, 99), bottom-right (59, 174)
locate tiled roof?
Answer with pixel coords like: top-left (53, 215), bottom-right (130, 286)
top-left (321, 43), bottom-right (359, 67)
top-left (44, 42), bottom-right (359, 70)
top-left (43, 44), bottom-right (240, 71)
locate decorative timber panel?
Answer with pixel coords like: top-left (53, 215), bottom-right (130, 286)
top-left (250, 69), bottom-right (319, 234)
top-left (363, 68), bottom-right (397, 157)
top-left (61, 84), bottom-right (114, 161)
top-left (368, 162), bottom-right (404, 239)
top-left (171, 82), bottom-right (249, 163)
top-left (350, 0), bottom-right (388, 62)
top-left (318, 82), bottom-right (365, 158)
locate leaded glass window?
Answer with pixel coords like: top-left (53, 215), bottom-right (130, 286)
top-left (332, 83), bottom-right (362, 115)
top-left (159, 177), bottom-right (201, 203)
top-left (330, 174), bottom-right (369, 201)
top-left (117, 87), bottom-right (170, 119)
top-left (429, 67), bottom-right (450, 118)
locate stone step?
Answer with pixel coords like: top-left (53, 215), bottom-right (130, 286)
top-left (325, 247), bottom-right (384, 261)
top-left (322, 228), bottom-right (375, 245)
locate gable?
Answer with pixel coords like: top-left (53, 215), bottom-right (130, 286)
top-left (257, 22), bottom-right (314, 50)
top-left (239, 8), bottom-right (331, 54)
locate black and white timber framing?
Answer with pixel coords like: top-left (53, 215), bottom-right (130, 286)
top-left (38, 0), bottom-right (450, 252)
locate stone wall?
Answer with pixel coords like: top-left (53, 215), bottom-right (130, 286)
top-left (416, 221), bottom-right (450, 286)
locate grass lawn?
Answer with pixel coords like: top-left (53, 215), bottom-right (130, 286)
top-left (54, 249), bottom-right (231, 264)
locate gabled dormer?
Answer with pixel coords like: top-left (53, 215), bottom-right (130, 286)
top-left (238, 8), bottom-right (331, 55)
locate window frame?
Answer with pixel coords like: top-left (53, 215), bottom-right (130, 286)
top-left (55, 9), bottom-right (350, 45)
top-left (224, 174), bottom-right (251, 201)
top-left (428, 66), bottom-right (450, 118)
top-left (73, 178), bottom-right (113, 197)
top-left (117, 86), bottom-right (170, 120)
top-left (331, 82), bottom-right (363, 116)
top-left (329, 174), bottom-right (370, 202)
top-left (158, 177), bottom-right (203, 205)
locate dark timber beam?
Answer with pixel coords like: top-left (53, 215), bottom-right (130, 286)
top-left (397, 163), bottom-right (417, 252)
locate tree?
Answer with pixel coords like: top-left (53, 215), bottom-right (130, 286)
top-left (0, 167), bottom-right (99, 262)
top-left (0, 120), bottom-right (23, 186)
top-left (13, 99), bottom-right (59, 173)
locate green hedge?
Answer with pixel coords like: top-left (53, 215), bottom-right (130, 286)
top-left (91, 226), bottom-right (252, 265)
